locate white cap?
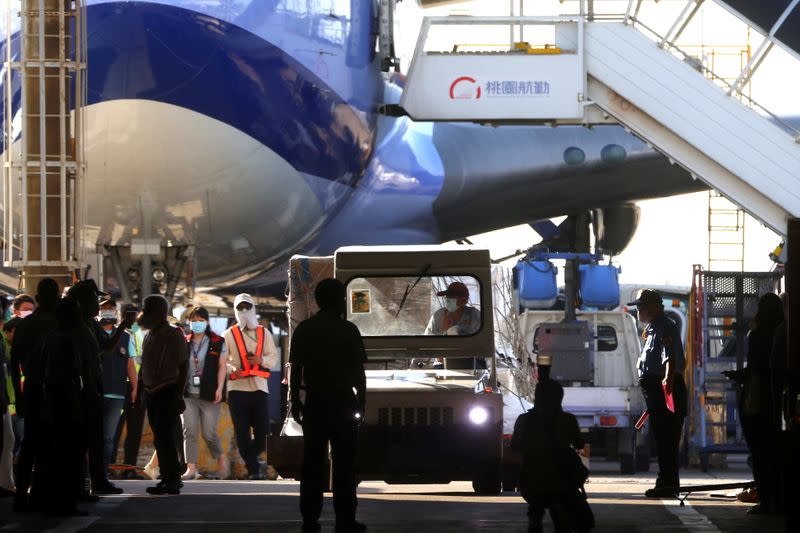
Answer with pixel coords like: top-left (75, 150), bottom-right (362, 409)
top-left (233, 293), bottom-right (255, 307)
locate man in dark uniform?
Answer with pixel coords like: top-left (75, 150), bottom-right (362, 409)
top-left (630, 289), bottom-right (687, 497)
top-left (290, 278), bottom-right (367, 533)
top-left (66, 280), bottom-right (126, 496)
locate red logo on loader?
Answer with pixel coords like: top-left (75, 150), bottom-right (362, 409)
top-left (449, 76), bottom-right (481, 99)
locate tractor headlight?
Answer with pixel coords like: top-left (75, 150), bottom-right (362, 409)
top-left (468, 406), bottom-right (489, 425)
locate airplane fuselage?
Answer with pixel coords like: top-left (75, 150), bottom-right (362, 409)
top-left (1, 1), bottom-right (704, 293)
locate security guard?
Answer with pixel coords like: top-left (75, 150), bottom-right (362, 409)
top-left (290, 278), bottom-right (367, 533)
top-left (630, 289), bottom-right (687, 497)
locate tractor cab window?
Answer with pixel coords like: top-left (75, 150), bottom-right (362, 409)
top-left (346, 276), bottom-right (482, 337)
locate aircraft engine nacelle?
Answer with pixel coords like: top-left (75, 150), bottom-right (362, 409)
top-left (592, 204), bottom-right (641, 257)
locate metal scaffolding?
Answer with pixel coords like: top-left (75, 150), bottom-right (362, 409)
top-left (2, 0), bottom-right (87, 290)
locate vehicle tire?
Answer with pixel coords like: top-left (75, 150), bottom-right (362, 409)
top-left (472, 473), bottom-right (502, 495)
top-left (619, 453), bottom-right (635, 474)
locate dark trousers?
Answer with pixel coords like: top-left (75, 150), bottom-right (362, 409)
top-left (113, 385), bottom-right (146, 465)
top-left (300, 394), bottom-right (359, 526)
top-left (741, 413), bottom-right (780, 511)
top-left (102, 397), bottom-right (124, 468)
top-left (640, 374), bottom-right (685, 488)
top-left (14, 387), bottom-right (42, 503)
top-left (228, 390), bottom-right (269, 475)
top-left (86, 392), bottom-right (108, 487)
top-left (525, 494), bottom-right (571, 533)
top-left (147, 385), bottom-right (182, 485)
top-left (40, 387), bottom-right (85, 511)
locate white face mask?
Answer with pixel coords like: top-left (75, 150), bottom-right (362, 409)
top-left (445, 298), bottom-right (459, 313)
top-left (235, 307), bottom-right (259, 329)
top-left (19, 310), bottom-right (33, 318)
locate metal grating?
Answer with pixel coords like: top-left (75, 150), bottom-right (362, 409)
top-left (374, 405), bottom-right (461, 427)
top-left (443, 407), bottom-right (454, 425)
top-left (703, 271), bottom-right (782, 318)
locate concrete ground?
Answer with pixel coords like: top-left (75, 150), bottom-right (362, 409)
top-left (0, 464), bottom-right (785, 532)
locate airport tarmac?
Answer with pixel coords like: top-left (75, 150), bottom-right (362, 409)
top-left (0, 465), bottom-right (785, 532)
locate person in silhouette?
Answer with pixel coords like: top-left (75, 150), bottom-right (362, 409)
top-left (66, 280), bottom-right (126, 496)
top-left (512, 379), bottom-right (586, 533)
top-left (725, 292), bottom-right (784, 514)
top-left (40, 297), bottom-right (90, 516)
top-left (11, 278), bottom-right (60, 512)
top-left (134, 294), bottom-right (188, 495)
top-left (291, 278), bottom-right (367, 533)
top-left (631, 289), bottom-right (687, 497)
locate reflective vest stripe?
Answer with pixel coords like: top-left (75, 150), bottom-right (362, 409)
top-left (230, 325), bottom-right (270, 379)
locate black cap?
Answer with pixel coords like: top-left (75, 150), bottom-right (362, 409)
top-left (98, 295), bottom-right (117, 307)
top-left (626, 289), bottom-right (663, 307)
top-left (70, 279), bottom-right (107, 297)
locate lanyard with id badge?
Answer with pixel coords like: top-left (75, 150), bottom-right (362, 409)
top-left (191, 336), bottom-right (208, 387)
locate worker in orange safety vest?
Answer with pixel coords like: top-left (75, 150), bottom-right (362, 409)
top-left (223, 293), bottom-right (279, 479)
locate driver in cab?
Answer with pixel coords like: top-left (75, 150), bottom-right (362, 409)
top-left (412, 282), bottom-right (481, 370)
top-left (424, 281), bottom-right (480, 336)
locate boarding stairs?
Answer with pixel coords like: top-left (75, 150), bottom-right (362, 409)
top-left (397, 1), bottom-right (800, 236)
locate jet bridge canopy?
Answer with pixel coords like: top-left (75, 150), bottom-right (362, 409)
top-left (397, 12), bottom-right (800, 236)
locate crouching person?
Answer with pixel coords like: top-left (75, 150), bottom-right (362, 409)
top-left (511, 379), bottom-right (593, 533)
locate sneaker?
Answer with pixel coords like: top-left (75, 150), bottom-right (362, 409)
top-left (263, 464), bottom-right (279, 480)
top-left (335, 521), bottom-right (367, 532)
top-left (644, 486), bottom-right (677, 498)
top-left (143, 463), bottom-right (160, 481)
top-left (737, 487), bottom-right (759, 503)
top-left (92, 482), bottom-right (124, 495)
top-left (181, 466), bottom-right (199, 481)
top-left (146, 482), bottom-right (181, 495)
top-left (77, 492), bottom-right (101, 503)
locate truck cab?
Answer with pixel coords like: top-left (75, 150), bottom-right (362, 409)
top-left (277, 246), bottom-right (504, 493)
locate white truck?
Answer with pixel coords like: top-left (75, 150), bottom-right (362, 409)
top-left (271, 246), bottom-right (506, 493)
top-left (518, 309), bottom-right (649, 473)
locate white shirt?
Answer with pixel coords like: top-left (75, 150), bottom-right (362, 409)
top-left (223, 325), bottom-right (279, 394)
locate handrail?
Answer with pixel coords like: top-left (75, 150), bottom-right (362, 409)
top-left (628, 16), bottom-right (800, 141)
